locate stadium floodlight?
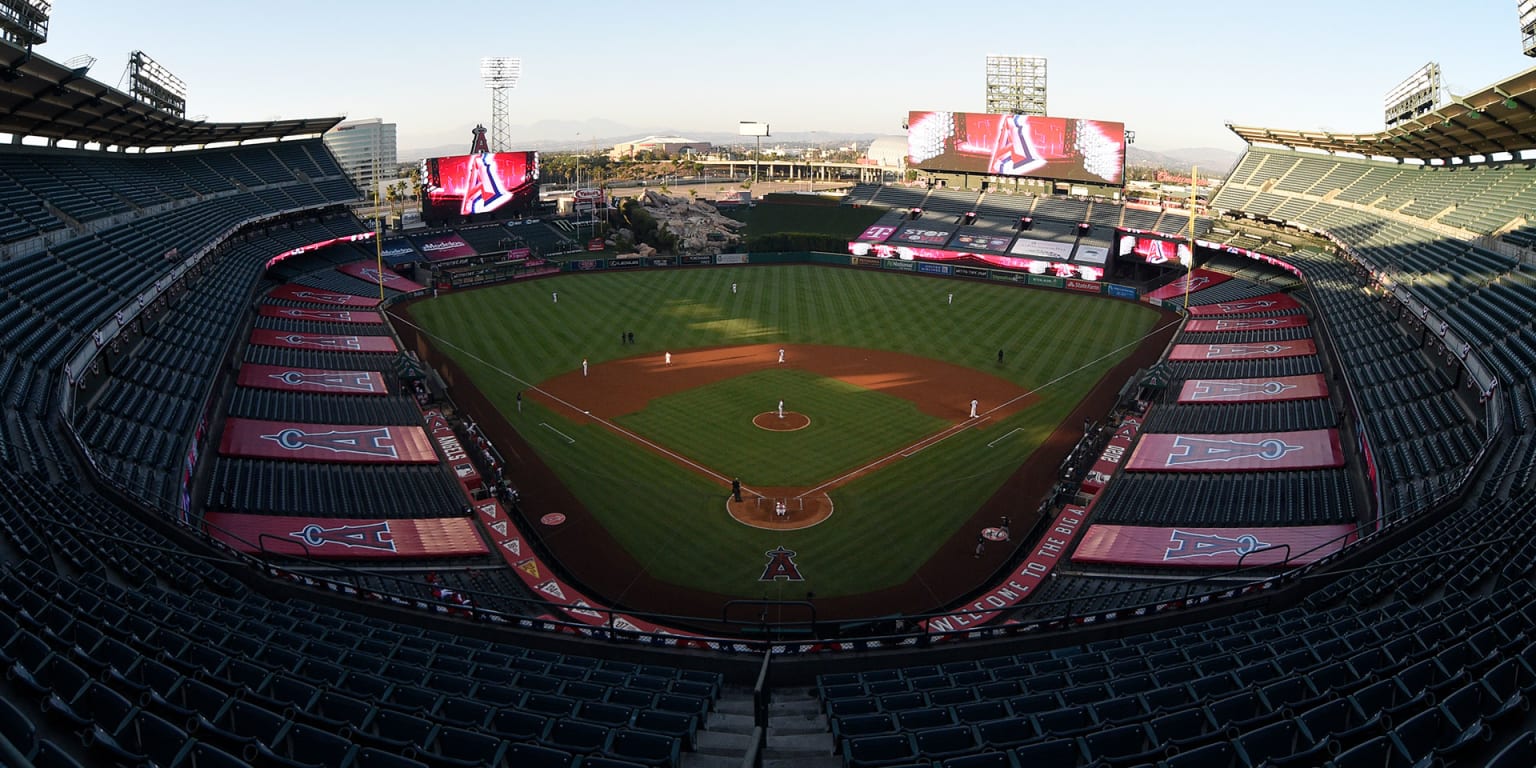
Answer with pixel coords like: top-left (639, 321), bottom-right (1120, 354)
top-left (480, 56), bottom-right (522, 153)
top-left (128, 51), bottom-right (187, 118)
top-left (985, 54), bottom-right (1047, 116)
top-left (1384, 62), bottom-right (1442, 129)
top-left (0, 0), bottom-right (49, 47)
top-left (1522, 0), bottom-right (1536, 57)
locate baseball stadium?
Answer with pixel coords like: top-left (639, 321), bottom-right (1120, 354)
top-left (3, 3), bottom-right (1536, 767)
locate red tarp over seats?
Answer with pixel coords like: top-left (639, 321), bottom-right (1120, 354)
top-left (1126, 429), bottom-right (1344, 472)
top-left (237, 364), bottom-right (389, 396)
top-left (1187, 292), bottom-right (1301, 316)
top-left (204, 513), bottom-right (488, 559)
top-left (257, 305), bottom-right (384, 324)
top-left (1071, 523), bottom-right (1359, 568)
top-left (219, 417), bottom-right (438, 464)
top-left (249, 328), bottom-right (398, 353)
top-left (267, 283), bottom-right (382, 307)
top-left (1177, 374), bottom-right (1329, 404)
top-left (1143, 269), bottom-right (1231, 302)
top-left (1184, 315), bottom-right (1310, 332)
top-left (338, 262), bottom-right (427, 293)
top-left (1169, 339), bottom-right (1317, 361)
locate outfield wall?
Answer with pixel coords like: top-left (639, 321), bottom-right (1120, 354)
top-left (554, 251), bottom-right (1141, 301)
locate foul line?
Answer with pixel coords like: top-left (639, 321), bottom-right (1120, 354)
top-left (987, 427), bottom-right (1024, 448)
top-left (391, 310), bottom-right (1182, 502)
top-left (539, 423), bottom-right (576, 444)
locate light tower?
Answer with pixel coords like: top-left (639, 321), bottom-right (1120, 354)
top-left (480, 56), bottom-right (522, 153)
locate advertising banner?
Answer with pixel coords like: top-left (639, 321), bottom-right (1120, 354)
top-left (1188, 292), bottom-right (1302, 316)
top-left (411, 232), bottom-right (478, 263)
top-left (1185, 315), bottom-right (1310, 332)
top-left (1143, 269), bottom-right (1231, 301)
top-left (338, 262), bottom-right (426, 293)
top-left (922, 505), bottom-right (1092, 632)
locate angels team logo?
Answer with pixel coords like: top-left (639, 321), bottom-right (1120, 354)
top-left (1213, 317), bottom-right (1291, 330)
top-left (1189, 380), bottom-right (1298, 401)
top-left (277, 308), bottom-right (354, 321)
top-left (260, 426), bottom-right (400, 458)
top-left (988, 114), bottom-right (1045, 177)
top-left (359, 267), bottom-right (401, 285)
top-left (1214, 299), bottom-right (1279, 313)
top-left (290, 522), bottom-right (396, 552)
top-left (462, 154), bottom-right (515, 215)
top-left (759, 546), bottom-right (805, 582)
top-left (291, 290), bottom-right (359, 305)
top-left (1205, 344), bottom-right (1293, 359)
top-left (1176, 276), bottom-right (1211, 292)
top-left (275, 334), bottom-right (362, 350)
top-left (1164, 435), bottom-right (1303, 467)
top-left (1164, 529), bottom-right (1271, 561)
top-left (268, 370), bottom-right (380, 393)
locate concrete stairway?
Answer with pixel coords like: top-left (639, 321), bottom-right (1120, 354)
top-left (681, 686), bottom-right (838, 768)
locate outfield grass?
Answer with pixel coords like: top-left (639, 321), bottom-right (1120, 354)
top-left (617, 368), bottom-right (948, 487)
top-left (411, 265), bottom-right (1161, 597)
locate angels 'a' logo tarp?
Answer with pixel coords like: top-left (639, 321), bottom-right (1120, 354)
top-left (1170, 339), bottom-right (1317, 361)
top-left (1143, 269), bottom-right (1231, 302)
top-left (238, 364), bottom-right (388, 396)
top-left (249, 328), bottom-right (398, 353)
top-left (1178, 374), bottom-right (1328, 404)
top-left (267, 283), bottom-right (381, 307)
top-left (338, 262), bottom-right (427, 293)
top-left (1184, 315), bottom-right (1310, 333)
top-left (1187, 292), bottom-right (1301, 316)
top-left (1071, 523), bottom-right (1359, 568)
top-left (1126, 429), bottom-right (1344, 472)
top-left (256, 305), bottom-right (384, 325)
top-left (203, 513), bottom-right (488, 559)
top-left (220, 417), bottom-right (438, 464)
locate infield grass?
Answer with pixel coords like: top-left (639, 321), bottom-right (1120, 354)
top-left (410, 264), bottom-right (1162, 598)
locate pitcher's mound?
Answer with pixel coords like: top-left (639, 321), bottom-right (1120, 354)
top-left (753, 411), bottom-right (810, 432)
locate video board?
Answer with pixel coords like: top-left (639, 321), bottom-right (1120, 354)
top-left (907, 111), bottom-right (1125, 185)
top-left (1118, 232), bottom-right (1191, 267)
top-left (421, 151), bottom-right (539, 224)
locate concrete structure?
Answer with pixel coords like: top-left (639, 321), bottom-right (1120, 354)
top-left (609, 135), bottom-right (710, 161)
top-left (324, 118), bottom-right (397, 196)
top-left (866, 136), bottom-right (909, 170)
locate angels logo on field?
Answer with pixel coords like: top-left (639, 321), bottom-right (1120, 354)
top-left (260, 426), bottom-right (401, 458)
top-left (278, 308), bottom-right (354, 322)
top-left (1189, 379), bottom-right (1298, 401)
top-left (291, 290), bottom-right (360, 305)
top-left (1214, 299), bottom-right (1279, 313)
top-left (1213, 317), bottom-right (1289, 330)
top-left (269, 370), bottom-right (380, 393)
top-left (759, 545), bottom-right (805, 582)
top-left (1164, 529), bottom-right (1272, 561)
top-left (462, 154), bottom-right (515, 215)
top-left (276, 334), bottom-right (362, 350)
top-left (1205, 343), bottom-right (1293, 359)
top-left (1165, 436), bottom-right (1304, 467)
top-left (290, 521), bottom-right (396, 552)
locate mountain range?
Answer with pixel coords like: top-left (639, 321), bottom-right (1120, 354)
top-left (401, 118), bottom-right (1239, 176)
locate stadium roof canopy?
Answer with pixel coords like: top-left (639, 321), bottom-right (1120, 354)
top-left (1229, 64), bottom-right (1536, 162)
top-left (0, 40), bottom-right (342, 149)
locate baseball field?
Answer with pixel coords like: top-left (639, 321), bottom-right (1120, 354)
top-left (403, 264), bottom-right (1165, 610)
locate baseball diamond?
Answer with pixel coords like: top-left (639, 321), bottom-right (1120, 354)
top-left (400, 264), bottom-right (1171, 615)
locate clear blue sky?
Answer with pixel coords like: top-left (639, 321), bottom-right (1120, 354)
top-left (44, 0), bottom-right (1536, 154)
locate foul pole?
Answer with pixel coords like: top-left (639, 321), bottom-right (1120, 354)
top-left (1184, 166), bottom-right (1197, 311)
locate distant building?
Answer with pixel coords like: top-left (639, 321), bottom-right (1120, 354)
top-left (865, 136), bottom-right (909, 169)
top-left (324, 118), bottom-right (398, 195)
top-left (609, 135), bottom-right (710, 161)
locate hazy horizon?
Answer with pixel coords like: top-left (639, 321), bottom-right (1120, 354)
top-left (39, 1), bottom-right (1536, 154)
